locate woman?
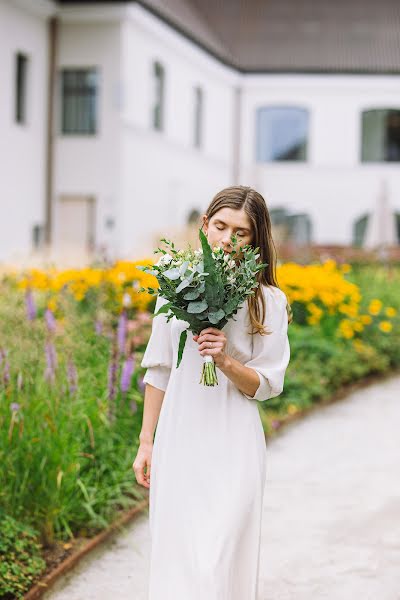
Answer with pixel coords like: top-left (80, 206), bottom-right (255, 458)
top-left (132, 185), bottom-right (292, 599)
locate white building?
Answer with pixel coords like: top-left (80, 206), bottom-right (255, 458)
top-left (1, 0), bottom-right (400, 263)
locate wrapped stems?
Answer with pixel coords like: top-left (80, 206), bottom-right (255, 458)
top-left (199, 354), bottom-right (219, 386)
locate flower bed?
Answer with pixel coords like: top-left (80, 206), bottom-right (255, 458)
top-left (0, 259), bottom-right (399, 598)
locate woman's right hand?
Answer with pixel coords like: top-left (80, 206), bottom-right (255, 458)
top-left (132, 441), bottom-right (153, 488)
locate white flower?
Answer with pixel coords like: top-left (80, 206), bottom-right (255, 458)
top-left (156, 253), bottom-right (173, 267)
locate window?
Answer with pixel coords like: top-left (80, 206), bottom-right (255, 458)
top-left (256, 106), bottom-right (309, 162)
top-left (361, 109), bottom-right (400, 162)
top-left (194, 86), bottom-right (203, 148)
top-left (152, 61), bottom-right (165, 131)
top-left (61, 68), bottom-right (98, 134)
top-left (15, 52), bottom-right (28, 124)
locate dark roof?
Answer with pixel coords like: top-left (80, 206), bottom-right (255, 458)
top-left (57, 0), bottom-right (400, 74)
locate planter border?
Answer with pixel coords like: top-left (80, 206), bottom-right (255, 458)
top-left (24, 367), bottom-right (400, 599)
top-left (24, 498), bottom-right (149, 600)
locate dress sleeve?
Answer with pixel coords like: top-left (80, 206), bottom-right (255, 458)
top-left (242, 286), bottom-right (290, 402)
top-left (140, 293), bottom-right (174, 393)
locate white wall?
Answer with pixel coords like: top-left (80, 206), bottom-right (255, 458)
top-left (240, 74), bottom-right (400, 244)
top-left (54, 18), bottom-right (123, 258)
top-left (0, 0), bottom-right (54, 262)
top-left (119, 4), bottom-right (238, 257)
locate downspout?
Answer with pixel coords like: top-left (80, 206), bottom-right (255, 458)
top-left (232, 85), bottom-right (242, 184)
top-left (45, 15), bottom-right (58, 247)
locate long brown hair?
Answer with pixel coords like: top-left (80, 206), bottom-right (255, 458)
top-left (201, 185), bottom-right (292, 336)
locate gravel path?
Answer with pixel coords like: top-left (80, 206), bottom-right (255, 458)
top-left (43, 375), bottom-right (400, 600)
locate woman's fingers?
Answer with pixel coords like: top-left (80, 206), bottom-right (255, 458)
top-left (132, 456), bottom-right (151, 488)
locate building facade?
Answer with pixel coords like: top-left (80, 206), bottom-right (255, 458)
top-left (1, 0), bottom-right (399, 262)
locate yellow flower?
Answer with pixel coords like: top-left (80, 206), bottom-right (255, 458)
top-left (360, 314), bottom-right (372, 325)
top-left (368, 299), bottom-right (382, 315)
top-left (341, 263), bottom-right (352, 273)
top-left (287, 404), bottom-right (298, 415)
top-left (385, 307), bottom-right (397, 318)
top-left (47, 297), bottom-right (57, 312)
top-left (379, 321), bottom-right (392, 333)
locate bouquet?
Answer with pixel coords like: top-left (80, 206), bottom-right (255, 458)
top-left (137, 228), bottom-right (268, 386)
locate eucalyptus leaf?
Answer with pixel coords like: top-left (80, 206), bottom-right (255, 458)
top-left (208, 308), bottom-right (225, 324)
top-left (163, 268), bottom-right (181, 280)
top-left (183, 288), bottom-right (201, 300)
top-left (187, 299), bottom-right (208, 313)
top-left (176, 278), bottom-right (190, 293)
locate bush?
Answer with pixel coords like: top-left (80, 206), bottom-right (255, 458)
top-left (0, 511), bottom-right (46, 599)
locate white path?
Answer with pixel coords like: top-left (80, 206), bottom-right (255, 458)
top-left (43, 375), bottom-right (400, 600)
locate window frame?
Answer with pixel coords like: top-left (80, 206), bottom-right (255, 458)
top-left (60, 67), bottom-right (99, 136)
top-left (255, 105), bottom-right (310, 163)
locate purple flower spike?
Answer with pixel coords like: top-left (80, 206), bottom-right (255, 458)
top-left (95, 319), bottom-right (103, 335)
top-left (67, 359), bottom-right (78, 395)
top-left (25, 289), bottom-right (36, 321)
top-left (44, 340), bottom-right (57, 384)
top-left (117, 310), bottom-right (127, 355)
top-left (129, 399), bottom-right (137, 414)
top-left (107, 345), bottom-right (119, 402)
top-left (45, 308), bottom-right (56, 333)
top-left (120, 355), bottom-right (135, 394)
top-left (3, 360), bottom-right (10, 387)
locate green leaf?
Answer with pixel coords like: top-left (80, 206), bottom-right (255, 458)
top-left (208, 308), bottom-right (225, 324)
top-left (183, 287), bottom-right (201, 300)
top-left (163, 268), bottom-right (181, 280)
top-left (176, 329), bottom-right (188, 368)
top-left (154, 301), bottom-right (173, 316)
top-left (187, 299), bottom-right (208, 313)
top-left (199, 228), bottom-right (223, 309)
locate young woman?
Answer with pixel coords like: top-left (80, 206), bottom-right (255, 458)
top-left (132, 185), bottom-right (292, 599)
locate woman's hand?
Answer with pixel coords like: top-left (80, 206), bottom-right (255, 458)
top-left (193, 327), bottom-right (228, 368)
top-left (132, 441), bottom-right (152, 489)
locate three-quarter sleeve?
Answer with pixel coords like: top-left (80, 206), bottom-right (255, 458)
top-left (140, 293), bottom-right (174, 393)
top-left (242, 286), bottom-right (290, 402)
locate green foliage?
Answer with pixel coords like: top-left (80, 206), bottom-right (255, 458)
top-left (0, 510), bottom-right (46, 599)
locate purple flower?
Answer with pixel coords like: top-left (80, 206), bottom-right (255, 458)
top-left (45, 308), bottom-right (56, 333)
top-left (107, 345), bottom-right (119, 402)
top-left (3, 359), bottom-right (10, 387)
top-left (271, 419), bottom-right (281, 430)
top-left (129, 399), bottom-right (137, 414)
top-left (117, 310), bottom-right (127, 355)
top-left (95, 319), bottom-right (103, 335)
top-left (67, 359), bottom-right (78, 395)
top-left (10, 402), bottom-right (20, 413)
top-left (44, 340), bottom-right (57, 384)
top-left (25, 289), bottom-right (36, 320)
top-left (120, 355), bottom-right (135, 395)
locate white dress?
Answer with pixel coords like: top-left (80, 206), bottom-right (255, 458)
top-left (140, 284), bottom-right (290, 600)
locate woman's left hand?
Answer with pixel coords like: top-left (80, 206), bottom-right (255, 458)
top-left (193, 327), bottom-right (228, 368)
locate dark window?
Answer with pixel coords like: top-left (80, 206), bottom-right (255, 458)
top-left (61, 68), bottom-right (98, 134)
top-left (153, 61), bottom-right (165, 131)
top-left (361, 109), bottom-right (400, 162)
top-left (194, 86), bottom-right (203, 148)
top-left (15, 52), bottom-right (28, 124)
top-left (256, 106), bottom-right (309, 162)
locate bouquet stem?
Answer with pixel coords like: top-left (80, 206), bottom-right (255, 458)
top-left (200, 355), bottom-right (219, 386)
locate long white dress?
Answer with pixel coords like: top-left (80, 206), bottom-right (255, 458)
top-left (140, 283), bottom-right (290, 600)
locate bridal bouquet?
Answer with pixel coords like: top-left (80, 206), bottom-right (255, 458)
top-left (137, 228), bottom-right (268, 386)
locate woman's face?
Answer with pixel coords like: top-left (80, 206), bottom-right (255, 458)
top-left (202, 207), bottom-right (254, 258)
